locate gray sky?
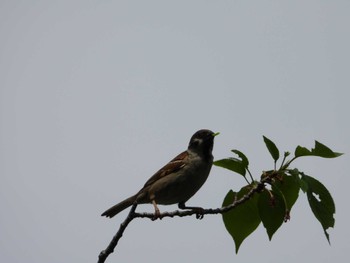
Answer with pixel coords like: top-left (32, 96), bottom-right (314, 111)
top-left (1, 1), bottom-right (349, 262)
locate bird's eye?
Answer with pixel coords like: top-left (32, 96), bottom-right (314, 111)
top-left (192, 138), bottom-right (202, 147)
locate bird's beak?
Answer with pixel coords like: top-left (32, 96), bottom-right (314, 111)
top-left (212, 132), bottom-right (220, 137)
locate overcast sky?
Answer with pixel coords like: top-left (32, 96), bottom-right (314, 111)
top-left (1, 1), bottom-right (349, 263)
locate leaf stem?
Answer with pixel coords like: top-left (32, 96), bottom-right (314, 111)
top-left (282, 156), bottom-right (298, 170)
top-left (246, 168), bottom-right (254, 183)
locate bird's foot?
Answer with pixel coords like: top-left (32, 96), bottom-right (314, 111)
top-left (193, 207), bottom-right (205, 219)
top-left (151, 206), bottom-right (162, 221)
top-left (178, 203), bottom-right (205, 219)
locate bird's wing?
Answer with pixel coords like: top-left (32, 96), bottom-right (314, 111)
top-left (142, 150), bottom-right (188, 188)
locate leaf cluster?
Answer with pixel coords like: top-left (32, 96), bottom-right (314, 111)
top-left (214, 137), bottom-right (342, 253)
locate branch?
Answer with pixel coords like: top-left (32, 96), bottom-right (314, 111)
top-left (97, 181), bottom-right (266, 263)
top-left (98, 203), bottom-right (138, 263)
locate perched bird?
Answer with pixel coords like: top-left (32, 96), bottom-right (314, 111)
top-left (101, 129), bottom-right (219, 218)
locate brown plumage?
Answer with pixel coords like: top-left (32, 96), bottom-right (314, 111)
top-left (101, 129), bottom-right (218, 218)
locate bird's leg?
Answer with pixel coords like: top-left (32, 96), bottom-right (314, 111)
top-left (178, 202), bottom-right (205, 219)
top-left (152, 200), bottom-right (161, 220)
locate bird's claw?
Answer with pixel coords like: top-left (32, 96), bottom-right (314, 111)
top-left (194, 208), bottom-right (205, 220)
top-left (151, 208), bottom-right (162, 221)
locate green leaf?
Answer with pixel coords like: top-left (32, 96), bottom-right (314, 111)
top-left (214, 149), bottom-right (249, 177)
top-left (295, 146), bottom-right (312, 157)
top-left (258, 189), bottom-right (285, 240)
top-left (214, 158), bottom-right (246, 176)
top-left (272, 174), bottom-right (300, 213)
top-left (263, 136), bottom-right (280, 162)
top-left (231, 149), bottom-right (249, 167)
top-left (301, 174), bottom-right (336, 244)
top-left (288, 169), bottom-right (308, 192)
top-left (295, 141), bottom-right (343, 158)
top-left (222, 187), bottom-right (261, 253)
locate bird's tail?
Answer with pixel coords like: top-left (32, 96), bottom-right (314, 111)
top-left (101, 194), bottom-right (138, 218)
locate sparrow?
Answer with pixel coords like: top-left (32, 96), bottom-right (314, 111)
top-left (101, 129), bottom-right (219, 218)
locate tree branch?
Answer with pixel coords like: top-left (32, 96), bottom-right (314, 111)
top-left (97, 180), bottom-right (266, 263)
top-left (98, 203), bottom-right (138, 263)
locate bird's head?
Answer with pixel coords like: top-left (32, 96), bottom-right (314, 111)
top-left (188, 129), bottom-right (219, 158)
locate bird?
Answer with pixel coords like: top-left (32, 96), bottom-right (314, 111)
top-left (101, 129), bottom-right (219, 219)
